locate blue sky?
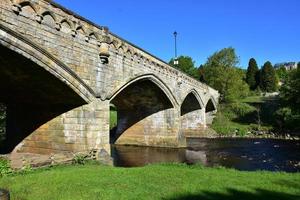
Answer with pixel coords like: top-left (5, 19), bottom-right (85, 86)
top-left (54, 0), bottom-right (300, 68)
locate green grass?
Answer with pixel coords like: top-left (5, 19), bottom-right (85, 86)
top-left (110, 110), bottom-right (117, 130)
top-left (0, 163), bottom-right (299, 200)
top-left (240, 95), bottom-right (266, 103)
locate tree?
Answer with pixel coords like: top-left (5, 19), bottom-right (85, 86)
top-left (198, 64), bottom-right (205, 82)
top-left (260, 61), bottom-right (277, 92)
top-left (280, 67), bottom-right (300, 112)
top-left (169, 56), bottom-right (199, 79)
top-left (276, 68), bottom-right (300, 130)
top-left (298, 62), bottom-right (300, 69)
top-left (201, 47), bottom-right (249, 102)
top-left (246, 58), bottom-right (259, 90)
top-left (204, 47), bottom-right (239, 68)
top-left (275, 66), bottom-right (288, 83)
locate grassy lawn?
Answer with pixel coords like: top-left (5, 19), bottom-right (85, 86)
top-left (0, 163), bottom-right (299, 200)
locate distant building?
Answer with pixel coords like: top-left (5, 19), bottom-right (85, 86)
top-left (274, 62), bottom-right (298, 71)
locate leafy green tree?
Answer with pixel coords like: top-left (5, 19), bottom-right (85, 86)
top-left (201, 47), bottom-right (249, 102)
top-left (276, 68), bottom-right (300, 130)
top-left (260, 61), bottom-right (278, 92)
top-left (169, 56), bottom-right (199, 79)
top-left (276, 66), bottom-right (288, 83)
top-left (280, 68), bottom-right (300, 112)
top-left (246, 58), bottom-right (259, 90)
top-left (204, 47), bottom-right (239, 68)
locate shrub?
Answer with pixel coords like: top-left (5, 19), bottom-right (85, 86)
top-left (0, 159), bottom-right (12, 176)
top-left (275, 107), bottom-right (300, 131)
top-left (72, 153), bottom-right (88, 165)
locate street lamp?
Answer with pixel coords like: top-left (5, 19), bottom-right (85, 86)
top-left (173, 31), bottom-right (178, 65)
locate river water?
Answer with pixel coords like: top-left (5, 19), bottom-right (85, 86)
top-left (111, 138), bottom-right (300, 172)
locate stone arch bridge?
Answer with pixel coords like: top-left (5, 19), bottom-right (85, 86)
top-left (0, 0), bottom-right (219, 155)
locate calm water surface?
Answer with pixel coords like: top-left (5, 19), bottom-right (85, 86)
top-left (111, 138), bottom-right (300, 172)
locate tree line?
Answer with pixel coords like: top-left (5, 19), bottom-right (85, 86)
top-left (169, 48), bottom-right (300, 132)
top-left (246, 58), bottom-right (278, 92)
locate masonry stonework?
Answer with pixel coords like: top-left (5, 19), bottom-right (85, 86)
top-left (0, 0), bottom-right (219, 156)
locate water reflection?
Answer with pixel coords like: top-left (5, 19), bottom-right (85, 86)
top-left (111, 138), bottom-right (300, 172)
top-left (111, 145), bottom-right (186, 167)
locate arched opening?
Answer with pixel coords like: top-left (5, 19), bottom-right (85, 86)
top-left (0, 43), bottom-right (86, 153)
top-left (205, 98), bottom-right (217, 125)
top-left (109, 78), bottom-right (175, 146)
top-left (180, 92), bottom-right (205, 136)
top-left (205, 99), bottom-right (217, 113)
top-left (181, 93), bottom-right (202, 116)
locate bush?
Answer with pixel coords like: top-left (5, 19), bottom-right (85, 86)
top-left (72, 153), bottom-right (88, 165)
top-left (211, 113), bottom-right (233, 135)
top-left (275, 107), bottom-right (300, 131)
top-left (0, 159), bottom-right (12, 176)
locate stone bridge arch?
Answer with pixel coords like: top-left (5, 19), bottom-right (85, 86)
top-left (0, 24), bottom-right (95, 153)
top-left (181, 89), bottom-right (204, 112)
top-left (108, 74), bottom-right (178, 107)
top-left (180, 89), bottom-right (206, 137)
top-left (108, 74), bottom-right (183, 147)
top-left (0, 24), bottom-right (95, 102)
top-left (205, 97), bottom-right (218, 125)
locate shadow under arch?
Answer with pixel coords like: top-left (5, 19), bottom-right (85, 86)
top-left (0, 23), bottom-right (95, 102)
top-left (181, 89), bottom-right (204, 116)
top-left (109, 74), bottom-right (178, 107)
top-left (108, 75), bottom-right (177, 144)
top-left (205, 97), bottom-right (217, 113)
top-left (0, 24), bottom-right (95, 153)
top-left (205, 97), bottom-right (217, 125)
top-left (180, 90), bottom-right (206, 136)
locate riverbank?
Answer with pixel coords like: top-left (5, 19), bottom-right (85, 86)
top-left (0, 163), bottom-right (299, 200)
top-left (186, 125), bottom-right (300, 141)
top-left (192, 132), bottom-right (300, 141)
top-left (212, 95), bottom-right (300, 138)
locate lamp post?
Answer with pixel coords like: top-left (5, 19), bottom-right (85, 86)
top-left (173, 31), bottom-right (178, 65)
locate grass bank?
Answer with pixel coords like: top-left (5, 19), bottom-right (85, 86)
top-left (212, 95), bottom-right (279, 136)
top-left (0, 163), bottom-right (299, 200)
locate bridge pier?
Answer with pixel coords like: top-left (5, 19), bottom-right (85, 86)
top-left (113, 106), bottom-right (185, 148)
top-left (181, 108), bottom-right (207, 137)
top-left (14, 99), bottom-right (111, 155)
top-left (13, 98), bottom-right (186, 156)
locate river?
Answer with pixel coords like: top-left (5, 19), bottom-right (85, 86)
top-left (111, 138), bottom-right (300, 172)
